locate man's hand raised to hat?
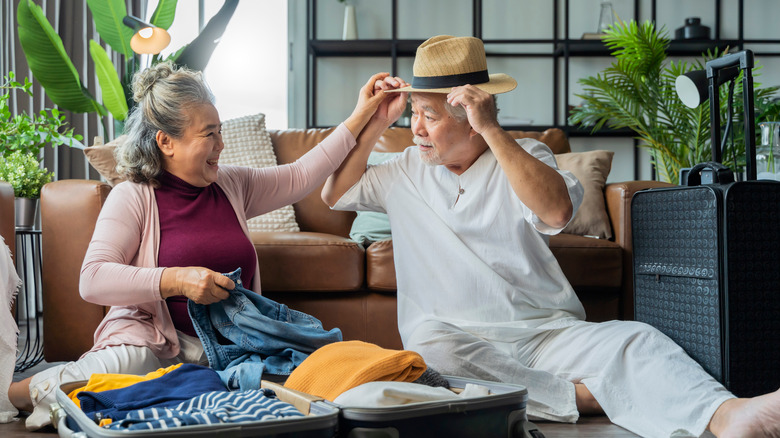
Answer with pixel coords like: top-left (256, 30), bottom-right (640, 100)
top-left (446, 84), bottom-right (501, 136)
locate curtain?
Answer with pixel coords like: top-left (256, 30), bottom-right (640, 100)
top-left (1, 0), bottom-right (144, 181)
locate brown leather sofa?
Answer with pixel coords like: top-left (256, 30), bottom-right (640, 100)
top-left (40, 127), bottom-right (671, 362)
top-left (0, 182), bottom-right (14, 259)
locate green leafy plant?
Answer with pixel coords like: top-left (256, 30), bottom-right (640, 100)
top-left (0, 150), bottom-right (53, 199)
top-left (1, 72), bottom-right (82, 157)
top-left (16, 0), bottom-right (238, 135)
top-left (569, 19), bottom-right (780, 183)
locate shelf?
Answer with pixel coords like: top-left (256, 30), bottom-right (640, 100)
top-left (565, 126), bottom-right (637, 137)
top-left (555, 39), bottom-right (738, 57)
top-left (310, 39), bottom-right (423, 57)
top-left (312, 38), bottom-right (737, 59)
top-left (667, 39), bottom-right (739, 56)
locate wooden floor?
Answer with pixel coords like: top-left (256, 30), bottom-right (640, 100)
top-left (0, 412), bottom-right (640, 437)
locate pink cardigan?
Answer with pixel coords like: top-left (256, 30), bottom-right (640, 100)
top-left (79, 124), bottom-right (355, 359)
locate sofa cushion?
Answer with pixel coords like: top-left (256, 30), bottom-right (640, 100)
top-left (252, 231), bottom-right (365, 291)
top-left (365, 234), bottom-right (621, 292)
top-left (83, 135), bottom-right (125, 186)
top-left (548, 233), bottom-right (622, 289)
top-left (349, 152), bottom-right (398, 247)
top-left (365, 239), bottom-right (396, 291)
top-left (557, 150), bottom-right (614, 239)
top-left (219, 114), bottom-right (299, 233)
top-left (267, 128), bottom-right (356, 238)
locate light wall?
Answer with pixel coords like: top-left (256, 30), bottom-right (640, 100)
top-left (289, 0), bottom-right (780, 183)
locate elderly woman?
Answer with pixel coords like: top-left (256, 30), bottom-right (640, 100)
top-left (4, 62), bottom-right (398, 430)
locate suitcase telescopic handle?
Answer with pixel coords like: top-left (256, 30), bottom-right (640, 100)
top-left (687, 161), bottom-right (735, 186)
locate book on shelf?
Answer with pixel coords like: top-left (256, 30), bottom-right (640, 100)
top-left (581, 32), bottom-right (606, 40)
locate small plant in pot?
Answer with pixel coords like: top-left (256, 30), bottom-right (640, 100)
top-left (0, 72), bottom-right (82, 229)
top-left (568, 20), bottom-right (780, 184)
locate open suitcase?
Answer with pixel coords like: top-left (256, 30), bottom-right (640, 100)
top-left (52, 376), bottom-right (545, 438)
top-left (51, 380), bottom-right (341, 438)
top-left (632, 163), bottom-right (780, 398)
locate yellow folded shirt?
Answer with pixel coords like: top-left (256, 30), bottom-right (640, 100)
top-left (284, 340), bottom-right (426, 401)
top-left (67, 363), bottom-right (184, 407)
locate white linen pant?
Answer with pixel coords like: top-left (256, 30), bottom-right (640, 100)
top-left (404, 319), bottom-right (734, 438)
top-left (25, 331), bottom-right (206, 430)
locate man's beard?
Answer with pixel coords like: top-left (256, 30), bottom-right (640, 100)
top-left (414, 136), bottom-right (441, 166)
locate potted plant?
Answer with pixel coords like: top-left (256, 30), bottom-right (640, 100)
top-left (1, 72), bottom-right (81, 229)
top-left (569, 20), bottom-right (780, 184)
top-left (0, 151), bottom-right (52, 229)
top-left (16, 0), bottom-right (238, 134)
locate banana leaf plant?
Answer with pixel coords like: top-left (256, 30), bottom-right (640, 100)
top-left (16, 0), bottom-right (238, 136)
top-left (569, 20), bottom-right (780, 184)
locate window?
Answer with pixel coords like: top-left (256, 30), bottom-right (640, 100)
top-left (152, 0), bottom-right (288, 129)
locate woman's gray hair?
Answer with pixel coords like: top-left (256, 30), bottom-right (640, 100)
top-left (115, 61), bottom-right (215, 185)
top-left (443, 94), bottom-right (499, 123)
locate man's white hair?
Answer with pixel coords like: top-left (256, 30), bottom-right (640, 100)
top-left (441, 95), bottom-right (499, 124)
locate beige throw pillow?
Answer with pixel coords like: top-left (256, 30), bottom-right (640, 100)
top-left (219, 114), bottom-right (299, 233)
top-left (83, 113), bottom-right (300, 233)
top-left (84, 135), bottom-right (126, 186)
top-left (556, 150), bottom-right (615, 239)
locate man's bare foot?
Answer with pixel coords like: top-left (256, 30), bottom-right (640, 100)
top-left (710, 389), bottom-right (780, 437)
top-left (575, 383), bottom-right (603, 416)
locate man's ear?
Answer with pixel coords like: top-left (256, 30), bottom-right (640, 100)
top-left (468, 125), bottom-right (480, 139)
top-left (156, 130), bottom-right (174, 157)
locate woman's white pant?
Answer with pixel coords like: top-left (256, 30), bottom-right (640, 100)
top-left (404, 319), bottom-right (734, 437)
top-left (25, 331), bottom-right (206, 430)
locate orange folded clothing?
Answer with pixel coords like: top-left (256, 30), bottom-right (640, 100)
top-left (284, 340), bottom-right (427, 401)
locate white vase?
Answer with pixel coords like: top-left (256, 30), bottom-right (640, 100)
top-left (14, 197), bottom-right (38, 231)
top-left (342, 4), bottom-right (358, 40)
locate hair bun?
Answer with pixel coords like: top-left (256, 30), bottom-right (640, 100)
top-left (132, 62), bottom-right (177, 103)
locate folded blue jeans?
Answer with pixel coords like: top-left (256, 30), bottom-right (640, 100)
top-left (188, 268), bottom-right (342, 390)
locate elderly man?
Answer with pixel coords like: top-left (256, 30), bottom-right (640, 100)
top-left (322, 35), bottom-right (780, 437)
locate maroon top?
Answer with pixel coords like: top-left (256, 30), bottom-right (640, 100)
top-left (155, 170), bottom-right (257, 337)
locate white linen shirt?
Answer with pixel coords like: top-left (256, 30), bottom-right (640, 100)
top-left (333, 139), bottom-right (587, 345)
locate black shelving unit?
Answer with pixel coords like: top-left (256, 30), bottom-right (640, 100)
top-left (306, 0), bottom-right (755, 144)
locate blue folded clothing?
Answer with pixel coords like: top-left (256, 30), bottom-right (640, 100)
top-left (77, 363), bottom-right (227, 422)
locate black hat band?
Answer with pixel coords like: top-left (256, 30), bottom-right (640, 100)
top-left (412, 70), bottom-right (489, 89)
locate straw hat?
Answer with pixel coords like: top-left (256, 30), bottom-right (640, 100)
top-left (388, 35), bottom-right (517, 94)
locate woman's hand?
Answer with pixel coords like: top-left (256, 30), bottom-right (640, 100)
top-left (160, 267), bottom-right (235, 304)
top-left (369, 74), bottom-right (408, 127)
top-left (343, 72), bottom-right (408, 138)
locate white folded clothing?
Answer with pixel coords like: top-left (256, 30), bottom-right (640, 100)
top-left (333, 381), bottom-right (490, 408)
top-left (0, 238), bottom-right (21, 423)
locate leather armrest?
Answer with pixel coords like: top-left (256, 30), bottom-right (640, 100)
top-left (0, 182), bottom-right (14, 257)
top-left (605, 180), bottom-right (676, 249)
top-left (41, 179), bottom-right (112, 361)
top-left (604, 180), bottom-right (676, 319)
top-left (252, 231), bottom-right (365, 291)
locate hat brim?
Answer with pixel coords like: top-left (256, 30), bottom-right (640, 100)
top-left (386, 73), bottom-right (517, 95)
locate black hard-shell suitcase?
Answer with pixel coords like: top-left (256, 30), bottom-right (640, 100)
top-left (631, 163), bottom-right (780, 397)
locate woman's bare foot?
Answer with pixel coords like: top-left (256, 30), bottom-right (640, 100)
top-left (8, 378), bottom-right (33, 412)
top-left (710, 389), bottom-right (780, 437)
